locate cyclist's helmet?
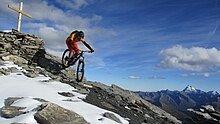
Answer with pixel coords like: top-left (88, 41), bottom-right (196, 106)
top-left (77, 31), bottom-right (84, 39)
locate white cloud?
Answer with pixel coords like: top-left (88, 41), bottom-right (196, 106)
top-left (38, 26), bottom-right (67, 48)
top-left (86, 56), bottom-right (106, 69)
top-left (159, 45), bottom-right (220, 71)
top-left (23, 0), bottom-right (90, 29)
top-left (128, 76), bottom-right (140, 79)
top-left (180, 73), bottom-right (210, 77)
top-left (148, 76), bottom-right (166, 80)
top-left (0, 0), bottom-right (17, 13)
top-left (56, 0), bottom-right (90, 10)
top-left (45, 48), bottom-right (64, 58)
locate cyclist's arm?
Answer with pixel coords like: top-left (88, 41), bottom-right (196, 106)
top-left (82, 41), bottom-right (94, 52)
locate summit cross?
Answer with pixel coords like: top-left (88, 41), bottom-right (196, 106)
top-left (8, 1), bottom-right (32, 32)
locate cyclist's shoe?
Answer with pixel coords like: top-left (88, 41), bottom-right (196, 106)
top-left (74, 53), bottom-right (79, 58)
top-left (68, 57), bottom-right (76, 65)
top-left (65, 56), bottom-right (69, 61)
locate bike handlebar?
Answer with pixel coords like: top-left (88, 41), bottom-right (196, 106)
top-left (80, 50), bottom-right (92, 53)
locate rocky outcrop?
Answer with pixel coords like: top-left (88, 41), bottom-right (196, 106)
top-left (0, 29), bottom-right (77, 82)
top-left (34, 102), bottom-right (89, 124)
top-left (187, 105), bottom-right (220, 124)
top-left (0, 30), bottom-right (44, 60)
top-left (85, 83), bottom-right (182, 124)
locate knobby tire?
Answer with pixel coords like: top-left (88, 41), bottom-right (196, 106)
top-left (76, 60), bottom-right (85, 82)
top-left (62, 49), bottom-right (70, 68)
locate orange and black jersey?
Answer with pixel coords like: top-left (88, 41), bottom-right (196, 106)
top-left (66, 33), bottom-right (85, 43)
top-left (66, 32), bottom-right (93, 53)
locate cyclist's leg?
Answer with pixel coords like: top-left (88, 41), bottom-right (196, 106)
top-left (66, 43), bottom-right (74, 60)
top-left (70, 42), bottom-right (80, 60)
top-left (73, 42), bottom-right (80, 54)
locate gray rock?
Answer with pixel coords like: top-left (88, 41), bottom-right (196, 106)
top-left (103, 112), bottom-right (122, 123)
top-left (4, 34), bottom-right (16, 42)
top-left (0, 97), bottom-right (26, 118)
top-left (23, 71), bottom-right (38, 78)
top-left (0, 52), bottom-right (10, 57)
top-left (13, 39), bottom-right (22, 45)
top-left (33, 98), bottom-right (48, 103)
top-left (1, 106), bottom-right (25, 118)
top-left (130, 107), bottom-right (143, 114)
top-left (144, 113), bottom-right (153, 119)
top-left (210, 112), bottom-right (220, 120)
top-left (114, 95), bottom-right (122, 101)
top-left (58, 92), bottom-right (75, 97)
top-left (0, 68), bottom-right (10, 75)
top-left (73, 88), bottom-right (90, 95)
top-left (0, 32), bottom-right (4, 37)
top-left (4, 97), bottom-right (23, 106)
top-left (101, 101), bottom-right (117, 110)
top-left (0, 42), bottom-right (11, 49)
top-left (202, 105), bottom-right (215, 113)
top-left (34, 102), bottom-right (89, 124)
top-left (8, 67), bottom-right (20, 73)
top-left (2, 55), bottom-right (28, 65)
top-left (11, 49), bottom-right (19, 55)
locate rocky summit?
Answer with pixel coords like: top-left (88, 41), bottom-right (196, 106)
top-left (0, 30), bottom-right (181, 124)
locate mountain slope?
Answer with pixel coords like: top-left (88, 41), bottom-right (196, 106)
top-left (0, 30), bottom-right (181, 124)
top-left (0, 64), bottom-right (127, 123)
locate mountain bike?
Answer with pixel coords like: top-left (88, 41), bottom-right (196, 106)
top-left (62, 49), bottom-right (91, 82)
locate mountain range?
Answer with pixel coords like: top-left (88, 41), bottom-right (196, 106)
top-left (135, 85), bottom-right (220, 123)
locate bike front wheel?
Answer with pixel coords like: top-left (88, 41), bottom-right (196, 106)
top-left (76, 60), bottom-right (85, 82)
top-left (62, 49), bottom-right (70, 68)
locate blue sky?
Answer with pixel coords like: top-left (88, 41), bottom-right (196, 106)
top-left (1, 0), bottom-right (220, 92)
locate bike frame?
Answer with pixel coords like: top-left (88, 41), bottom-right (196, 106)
top-left (62, 49), bottom-right (91, 82)
top-left (71, 50), bottom-right (90, 65)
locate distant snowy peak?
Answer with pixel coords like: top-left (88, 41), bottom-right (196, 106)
top-left (183, 85), bottom-right (197, 93)
top-left (182, 85), bottom-right (219, 95)
top-left (207, 91), bottom-right (220, 95)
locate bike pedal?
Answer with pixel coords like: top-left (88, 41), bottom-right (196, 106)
top-left (65, 56), bottom-right (69, 61)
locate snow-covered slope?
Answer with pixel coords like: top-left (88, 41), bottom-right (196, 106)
top-left (0, 61), bottom-right (128, 124)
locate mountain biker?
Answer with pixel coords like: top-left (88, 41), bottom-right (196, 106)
top-left (66, 30), bottom-right (94, 61)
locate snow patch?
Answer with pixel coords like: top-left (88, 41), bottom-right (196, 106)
top-left (0, 61), bottom-right (129, 124)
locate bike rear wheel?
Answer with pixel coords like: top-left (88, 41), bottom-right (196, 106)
top-left (76, 60), bottom-right (85, 82)
top-left (62, 49), bottom-right (70, 68)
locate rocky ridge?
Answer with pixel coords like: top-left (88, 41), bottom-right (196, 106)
top-left (0, 30), bottom-right (181, 124)
top-left (187, 105), bottom-right (220, 124)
